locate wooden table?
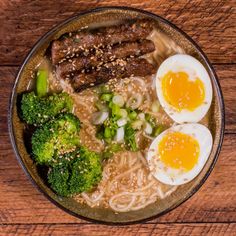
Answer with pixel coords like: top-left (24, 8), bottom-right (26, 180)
top-left (0, 1), bottom-right (235, 235)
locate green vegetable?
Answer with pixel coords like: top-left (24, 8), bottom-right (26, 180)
top-left (36, 69), bottom-right (48, 97)
top-left (152, 125), bottom-right (165, 137)
top-left (131, 120), bottom-right (143, 130)
top-left (47, 147), bottom-right (102, 196)
top-left (96, 116), bottom-right (119, 142)
top-left (100, 93), bottom-right (113, 102)
top-left (151, 100), bottom-right (160, 113)
top-left (21, 92), bottom-right (73, 125)
top-left (31, 113), bottom-right (81, 164)
top-left (111, 103), bottom-right (121, 117)
top-left (47, 162), bottom-right (70, 196)
top-left (119, 109), bottom-right (128, 118)
top-left (124, 123), bottom-right (138, 151)
top-left (145, 113), bottom-right (157, 128)
top-left (96, 126), bottom-right (105, 140)
top-left (69, 147), bottom-right (102, 194)
top-left (104, 137), bottom-right (112, 143)
top-left (104, 127), bottom-right (112, 138)
top-left (105, 118), bottom-right (118, 137)
top-left (102, 143), bottom-right (123, 159)
top-left (95, 100), bottom-right (108, 111)
top-left (112, 94), bottom-right (125, 107)
top-left (128, 110), bottom-right (138, 120)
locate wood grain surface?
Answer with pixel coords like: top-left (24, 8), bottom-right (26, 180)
top-left (0, 0), bottom-right (235, 235)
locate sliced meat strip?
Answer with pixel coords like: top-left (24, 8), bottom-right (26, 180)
top-left (51, 19), bottom-right (154, 64)
top-left (71, 58), bottom-right (156, 92)
top-left (56, 39), bottom-right (155, 80)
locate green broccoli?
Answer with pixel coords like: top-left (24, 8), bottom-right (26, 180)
top-left (31, 113), bottom-right (81, 164)
top-left (47, 147), bottom-right (102, 196)
top-left (21, 92), bottom-right (73, 125)
top-left (47, 163), bottom-right (70, 196)
top-left (69, 147), bottom-right (102, 193)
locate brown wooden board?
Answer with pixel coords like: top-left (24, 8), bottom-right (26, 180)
top-left (0, 223), bottom-right (236, 236)
top-left (0, 0), bottom-right (235, 65)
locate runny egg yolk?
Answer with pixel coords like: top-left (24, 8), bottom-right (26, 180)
top-left (161, 71), bottom-right (205, 111)
top-left (158, 132), bottom-right (200, 172)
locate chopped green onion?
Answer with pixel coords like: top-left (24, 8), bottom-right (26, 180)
top-left (117, 118), bottom-right (127, 127)
top-left (124, 124), bottom-right (138, 151)
top-left (96, 130), bottom-right (104, 140)
top-left (95, 100), bottom-right (108, 111)
top-left (151, 100), bottom-right (160, 113)
top-left (100, 93), bottom-right (113, 102)
top-left (137, 113), bottom-right (145, 121)
top-left (145, 113), bottom-right (152, 121)
top-left (102, 143), bottom-right (123, 159)
top-left (36, 69), bottom-right (48, 97)
top-left (152, 126), bottom-right (165, 137)
top-left (91, 111), bottom-right (109, 125)
top-left (145, 113), bottom-right (156, 128)
top-left (144, 122), bottom-right (152, 135)
top-left (114, 127), bottom-right (125, 142)
top-left (111, 103), bottom-right (121, 117)
top-left (128, 110), bottom-right (138, 120)
top-left (131, 120), bottom-right (143, 130)
top-left (112, 94), bottom-right (125, 107)
top-left (104, 127), bottom-right (112, 138)
top-left (126, 93), bottom-right (143, 109)
top-left (119, 109), bottom-right (128, 118)
top-left (104, 137), bottom-right (112, 143)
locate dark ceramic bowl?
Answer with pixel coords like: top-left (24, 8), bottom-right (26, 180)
top-left (8, 7), bottom-right (225, 224)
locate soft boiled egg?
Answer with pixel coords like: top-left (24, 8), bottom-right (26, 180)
top-left (156, 54), bottom-right (212, 123)
top-left (147, 123), bottom-right (213, 185)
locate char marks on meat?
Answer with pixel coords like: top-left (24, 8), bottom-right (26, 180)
top-left (51, 19), bottom-right (157, 92)
top-left (51, 19), bottom-right (154, 65)
top-left (71, 58), bottom-right (156, 92)
top-left (56, 39), bottom-right (155, 80)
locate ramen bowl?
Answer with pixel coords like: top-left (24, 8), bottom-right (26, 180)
top-left (8, 6), bottom-right (225, 224)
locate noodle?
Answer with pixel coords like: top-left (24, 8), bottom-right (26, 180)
top-left (72, 28), bottom-right (183, 212)
top-left (75, 151), bottom-right (176, 212)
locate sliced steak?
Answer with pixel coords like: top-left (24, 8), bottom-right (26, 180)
top-left (71, 58), bottom-right (156, 92)
top-left (56, 39), bottom-right (155, 80)
top-left (51, 19), bottom-right (154, 64)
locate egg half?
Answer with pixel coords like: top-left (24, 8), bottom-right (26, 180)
top-left (147, 124), bottom-right (213, 185)
top-left (156, 54), bottom-right (212, 123)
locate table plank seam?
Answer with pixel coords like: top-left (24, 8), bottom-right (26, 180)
top-left (1, 222), bottom-right (236, 226)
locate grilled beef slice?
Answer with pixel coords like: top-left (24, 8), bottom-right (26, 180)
top-left (71, 58), bottom-right (156, 92)
top-left (56, 39), bottom-right (155, 80)
top-left (51, 19), bottom-right (154, 64)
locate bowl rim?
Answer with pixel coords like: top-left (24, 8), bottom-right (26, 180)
top-left (8, 6), bottom-right (225, 225)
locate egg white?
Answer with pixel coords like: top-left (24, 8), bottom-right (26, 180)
top-left (156, 54), bottom-right (213, 123)
top-left (147, 123), bottom-right (213, 185)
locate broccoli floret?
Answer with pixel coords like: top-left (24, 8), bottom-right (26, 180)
top-left (47, 147), bottom-right (102, 196)
top-left (21, 92), bottom-right (73, 125)
top-left (47, 164), bottom-right (70, 196)
top-left (31, 113), bottom-right (81, 164)
top-left (69, 147), bottom-right (102, 193)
